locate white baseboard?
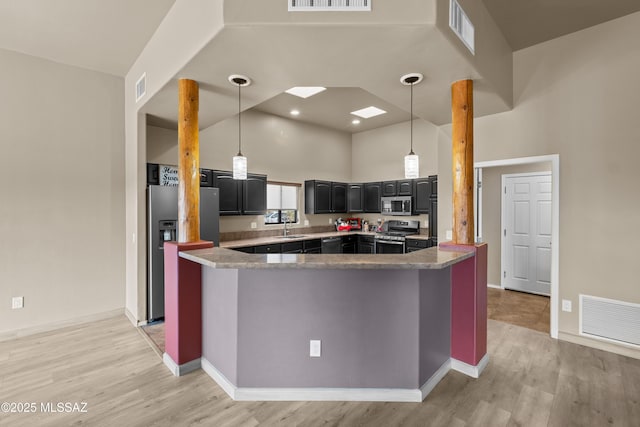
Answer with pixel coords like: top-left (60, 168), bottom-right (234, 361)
top-left (202, 357), bottom-right (451, 403)
top-left (420, 359), bottom-right (452, 400)
top-left (125, 307), bottom-right (140, 326)
top-left (559, 332), bottom-right (640, 360)
top-left (163, 353), bottom-right (201, 377)
top-left (451, 354), bottom-right (490, 378)
top-left (487, 283), bottom-right (503, 289)
top-left (0, 308), bottom-right (125, 343)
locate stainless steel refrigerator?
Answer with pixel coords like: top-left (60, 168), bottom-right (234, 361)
top-left (147, 185), bottom-right (219, 322)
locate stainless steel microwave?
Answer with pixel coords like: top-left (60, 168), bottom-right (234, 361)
top-left (381, 196), bottom-right (412, 216)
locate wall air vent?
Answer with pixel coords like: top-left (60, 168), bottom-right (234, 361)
top-left (580, 294), bottom-right (640, 348)
top-left (449, 0), bottom-right (474, 54)
top-left (135, 73), bottom-right (146, 103)
top-left (289, 0), bottom-right (371, 12)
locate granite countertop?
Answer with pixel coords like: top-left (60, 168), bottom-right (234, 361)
top-left (180, 246), bottom-right (473, 270)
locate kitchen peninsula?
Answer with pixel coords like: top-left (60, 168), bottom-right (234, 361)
top-left (177, 244), bottom-right (484, 402)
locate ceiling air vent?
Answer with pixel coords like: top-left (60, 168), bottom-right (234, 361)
top-left (449, 0), bottom-right (474, 54)
top-left (135, 73), bottom-right (146, 103)
top-left (289, 0), bottom-right (371, 12)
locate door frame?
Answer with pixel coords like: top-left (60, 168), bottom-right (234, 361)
top-left (501, 171), bottom-right (552, 295)
top-left (474, 154), bottom-right (560, 339)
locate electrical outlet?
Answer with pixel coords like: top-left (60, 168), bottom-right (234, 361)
top-left (12, 296), bottom-right (24, 309)
top-left (310, 340), bottom-right (321, 357)
top-left (446, 230), bottom-right (453, 240)
top-left (250, 222), bottom-right (257, 229)
top-left (329, 218), bottom-right (333, 224)
top-left (562, 299), bottom-right (572, 312)
top-left (304, 219), bottom-right (309, 226)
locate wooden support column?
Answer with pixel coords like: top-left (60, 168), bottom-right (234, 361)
top-left (178, 79), bottom-right (200, 243)
top-left (451, 79), bottom-right (474, 245)
top-left (442, 79), bottom-right (488, 374)
top-left (163, 79), bottom-right (213, 376)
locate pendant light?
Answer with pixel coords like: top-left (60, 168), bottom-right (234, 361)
top-left (228, 74), bottom-right (251, 180)
top-left (401, 73), bottom-right (423, 179)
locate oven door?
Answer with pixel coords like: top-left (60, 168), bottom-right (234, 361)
top-left (375, 239), bottom-right (405, 254)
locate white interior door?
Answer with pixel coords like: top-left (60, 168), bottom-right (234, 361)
top-left (502, 173), bottom-right (552, 295)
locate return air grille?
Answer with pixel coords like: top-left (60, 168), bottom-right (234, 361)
top-left (135, 73), bottom-right (146, 103)
top-left (289, 0), bottom-right (371, 12)
top-left (580, 294), bottom-right (640, 347)
top-left (449, 0), bottom-right (474, 54)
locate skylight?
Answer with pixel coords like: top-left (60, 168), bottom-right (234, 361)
top-left (350, 106), bottom-right (387, 119)
top-left (285, 87), bottom-right (327, 99)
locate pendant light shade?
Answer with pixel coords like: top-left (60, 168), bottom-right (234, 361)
top-left (404, 153), bottom-right (419, 179)
top-left (228, 74), bottom-right (251, 180)
top-left (233, 155), bottom-right (247, 180)
top-left (400, 73), bottom-right (423, 179)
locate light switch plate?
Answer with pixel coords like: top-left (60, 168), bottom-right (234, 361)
top-left (329, 218), bottom-right (333, 224)
top-left (310, 340), bottom-right (321, 357)
top-left (12, 296), bottom-right (24, 309)
top-left (446, 230), bottom-right (453, 240)
top-left (250, 222), bottom-right (257, 229)
top-left (562, 299), bottom-right (572, 312)
top-left (304, 219), bottom-right (309, 226)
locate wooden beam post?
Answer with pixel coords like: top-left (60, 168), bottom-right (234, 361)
top-left (451, 79), bottom-right (474, 245)
top-left (177, 79), bottom-right (200, 243)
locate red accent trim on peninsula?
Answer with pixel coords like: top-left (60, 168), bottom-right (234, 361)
top-left (164, 241), bottom-right (214, 365)
top-left (440, 242), bottom-right (488, 366)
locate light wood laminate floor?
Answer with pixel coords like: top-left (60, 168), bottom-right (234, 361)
top-left (1, 316), bottom-right (638, 426)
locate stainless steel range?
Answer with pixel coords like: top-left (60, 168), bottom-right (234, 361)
top-left (374, 220), bottom-right (420, 254)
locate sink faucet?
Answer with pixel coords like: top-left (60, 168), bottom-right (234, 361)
top-left (283, 216), bottom-right (290, 236)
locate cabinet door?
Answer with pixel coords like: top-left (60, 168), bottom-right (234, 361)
top-left (397, 179), bottom-right (414, 196)
top-left (429, 199), bottom-right (438, 239)
top-left (243, 174), bottom-right (267, 215)
top-left (347, 183), bottom-right (364, 213)
top-left (213, 171), bottom-right (242, 215)
top-left (305, 180), bottom-right (331, 214)
top-left (413, 177), bottom-right (431, 214)
top-left (331, 182), bottom-right (348, 213)
top-left (364, 182), bottom-right (382, 213)
top-left (382, 181), bottom-right (397, 197)
top-left (429, 175), bottom-right (438, 198)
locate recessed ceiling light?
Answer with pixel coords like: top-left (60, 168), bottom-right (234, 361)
top-left (290, 109), bottom-right (300, 116)
top-left (350, 106), bottom-right (387, 119)
top-left (285, 87), bottom-right (327, 99)
top-left (352, 119), bottom-right (361, 125)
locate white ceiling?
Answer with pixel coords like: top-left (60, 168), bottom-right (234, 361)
top-left (0, 0), bottom-right (176, 76)
top-left (2, 0), bottom-right (640, 131)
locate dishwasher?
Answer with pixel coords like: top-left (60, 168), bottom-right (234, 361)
top-left (321, 237), bottom-right (342, 254)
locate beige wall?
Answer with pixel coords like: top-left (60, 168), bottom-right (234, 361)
top-left (351, 120), bottom-right (438, 182)
top-left (125, 0), bottom-right (226, 321)
top-left (463, 12), bottom-right (640, 348)
top-left (481, 163), bottom-right (551, 286)
top-left (0, 49), bottom-right (125, 334)
top-left (147, 110), bottom-right (353, 232)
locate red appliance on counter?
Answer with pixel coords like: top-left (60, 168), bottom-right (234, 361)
top-left (335, 217), bottom-right (362, 231)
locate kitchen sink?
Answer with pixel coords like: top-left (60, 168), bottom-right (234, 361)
top-left (279, 235), bottom-right (306, 239)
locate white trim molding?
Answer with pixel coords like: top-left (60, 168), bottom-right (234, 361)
top-left (163, 353), bottom-right (201, 377)
top-left (451, 354), bottom-right (490, 378)
top-left (202, 358), bottom-right (452, 403)
top-left (475, 154), bottom-right (560, 339)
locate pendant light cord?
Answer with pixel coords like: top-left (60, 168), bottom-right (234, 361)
top-left (410, 82), bottom-right (414, 155)
top-left (238, 83), bottom-right (242, 156)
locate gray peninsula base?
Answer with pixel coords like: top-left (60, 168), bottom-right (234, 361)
top-left (201, 267), bottom-right (452, 402)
